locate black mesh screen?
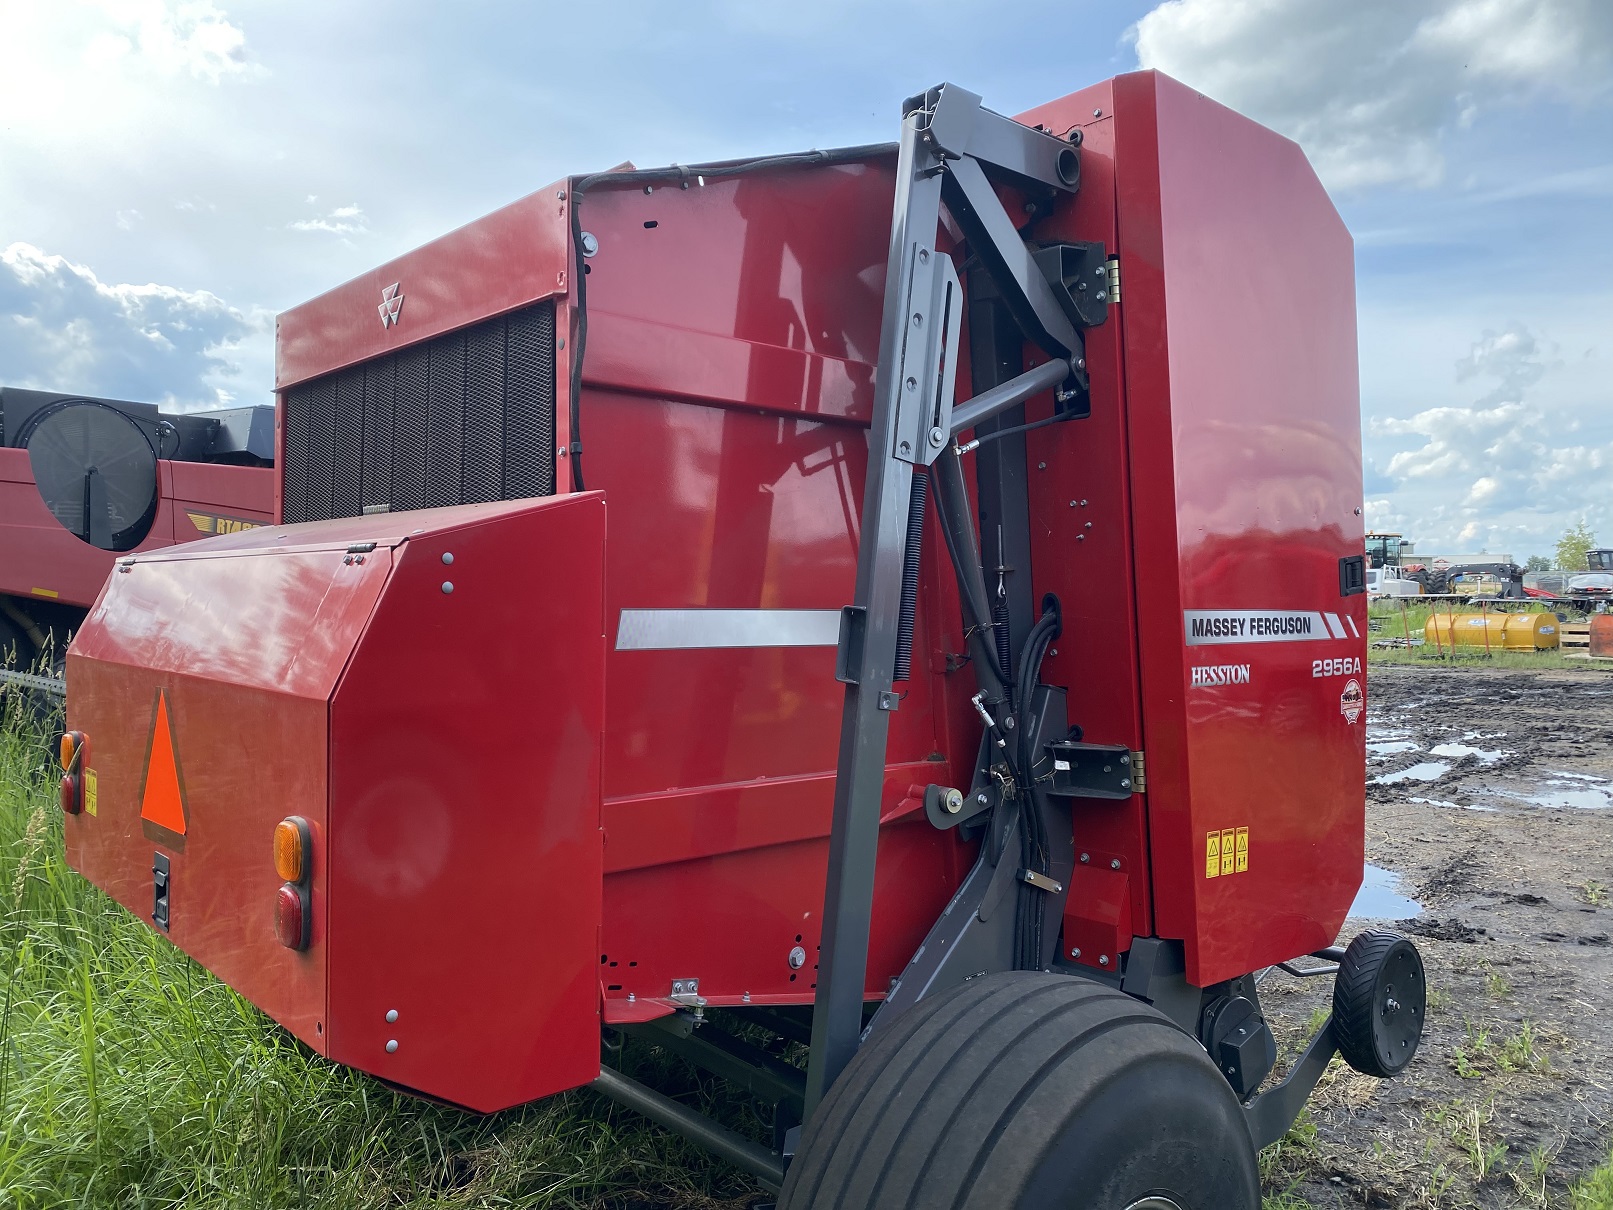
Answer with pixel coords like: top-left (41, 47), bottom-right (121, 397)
top-left (281, 301), bottom-right (557, 523)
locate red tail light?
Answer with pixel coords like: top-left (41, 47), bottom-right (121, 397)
top-left (60, 774), bottom-right (81, 815)
top-left (275, 884), bottom-right (310, 950)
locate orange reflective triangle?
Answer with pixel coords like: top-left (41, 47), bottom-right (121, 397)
top-left (140, 691), bottom-right (188, 841)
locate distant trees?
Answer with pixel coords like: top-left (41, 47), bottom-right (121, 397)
top-left (1555, 520), bottom-right (1598, 572)
top-left (1525, 555), bottom-right (1552, 572)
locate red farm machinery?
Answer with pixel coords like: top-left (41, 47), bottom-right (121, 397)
top-left (59, 72), bottom-right (1425, 1207)
top-left (0, 387), bottom-right (272, 704)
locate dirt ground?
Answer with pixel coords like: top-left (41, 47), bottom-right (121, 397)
top-left (1261, 662), bottom-right (1613, 1208)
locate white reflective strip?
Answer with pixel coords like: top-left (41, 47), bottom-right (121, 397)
top-left (1324, 612), bottom-right (1347, 639)
top-left (1345, 615), bottom-right (1360, 638)
top-left (616, 608), bottom-right (841, 650)
top-left (1183, 610), bottom-right (1331, 646)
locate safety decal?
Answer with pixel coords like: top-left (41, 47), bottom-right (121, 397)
top-left (186, 511), bottom-right (262, 536)
top-left (140, 689), bottom-right (189, 851)
top-left (1184, 610), bottom-right (1339, 646)
top-left (1205, 826), bottom-right (1250, 878)
top-left (83, 769), bottom-right (98, 817)
top-left (1339, 678), bottom-right (1364, 724)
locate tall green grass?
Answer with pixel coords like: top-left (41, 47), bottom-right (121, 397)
top-left (0, 694), bottom-right (757, 1209)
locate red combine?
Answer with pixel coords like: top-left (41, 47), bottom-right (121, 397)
top-left (0, 386), bottom-right (272, 698)
top-left (61, 72), bottom-right (1424, 1207)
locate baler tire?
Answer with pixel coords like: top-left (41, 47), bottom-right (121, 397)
top-left (779, 972), bottom-right (1259, 1210)
top-left (1332, 929), bottom-right (1425, 1079)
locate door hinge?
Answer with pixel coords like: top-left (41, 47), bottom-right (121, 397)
top-left (1106, 256), bottom-right (1121, 305)
top-left (1132, 750), bottom-right (1145, 792)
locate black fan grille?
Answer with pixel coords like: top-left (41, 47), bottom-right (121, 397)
top-left (281, 301), bottom-right (556, 524)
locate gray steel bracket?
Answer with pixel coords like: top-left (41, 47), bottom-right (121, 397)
top-left (805, 83), bottom-right (1094, 1115)
top-left (1243, 1018), bottom-right (1339, 1149)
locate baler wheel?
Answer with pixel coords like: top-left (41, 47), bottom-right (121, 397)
top-left (1332, 929), bottom-right (1426, 1078)
top-left (779, 972), bottom-right (1258, 1210)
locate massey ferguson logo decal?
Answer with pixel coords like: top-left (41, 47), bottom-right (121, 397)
top-left (1183, 609), bottom-right (1359, 646)
top-left (377, 282), bottom-right (405, 328)
top-left (1191, 663), bottom-right (1251, 687)
top-left (1340, 678), bottom-right (1364, 724)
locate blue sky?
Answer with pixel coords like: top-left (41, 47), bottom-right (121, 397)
top-left (1, 0), bottom-right (1608, 560)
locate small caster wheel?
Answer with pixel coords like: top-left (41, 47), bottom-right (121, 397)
top-left (1332, 929), bottom-right (1426, 1077)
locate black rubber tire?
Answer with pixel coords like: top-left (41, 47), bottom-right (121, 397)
top-left (779, 972), bottom-right (1259, 1210)
top-left (1332, 930), bottom-right (1425, 1078)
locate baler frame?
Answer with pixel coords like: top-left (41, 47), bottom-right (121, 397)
top-left (63, 73), bottom-right (1430, 1209)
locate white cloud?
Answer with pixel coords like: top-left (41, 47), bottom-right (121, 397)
top-left (1365, 322), bottom-right (1612, 557)
top-left (289, 203), bottom-right (369, 237)
top-left (1130, 0), bottom-right (1613, 189)
top-left (0, 242), bottom-right (261, 409)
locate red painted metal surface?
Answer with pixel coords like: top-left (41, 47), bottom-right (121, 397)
top-left (67, 495), bottom-right (606, 1112)
top-left (0, 446), bottom-right (272, 611)
top-left (70, 70), bottom-right (1364, 1108)
top-left (1116, 72), bottom-right (1361, 982)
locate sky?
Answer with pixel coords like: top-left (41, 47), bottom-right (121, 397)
top-left (1, 0), bottom-right (1608, 562)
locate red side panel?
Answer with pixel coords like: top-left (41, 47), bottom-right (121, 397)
top-left (325, 493), bottom-right (606, 1112)
top-left (1015, 80), bottom-right (1157, 954)
top-left (65, 540), bottom-right (394, 1042)
top-left (1112, 72), bottom-right (1364, 984)
top-left (0, 448), bottom-right (272, 610)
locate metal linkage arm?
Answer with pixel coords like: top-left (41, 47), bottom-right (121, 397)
top-left (805, 97), bottom-right (945, 1117)
top-left (949, 359), bottom-right (1071, 437)
top-left (807, 82), bottom-right (1089, 1117)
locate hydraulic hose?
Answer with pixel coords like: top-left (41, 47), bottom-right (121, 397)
top-left (930, 457), bottom-right (1008, 706)
top-left (893, 472), bottom-right (928, 683)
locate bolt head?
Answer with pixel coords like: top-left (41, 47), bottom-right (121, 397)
top-left (928, 426), bottom-right (946, 448)
top-left (385, 1009), bottom-right (399, 1023)
top-left (441, 581), bottom-right (454, 594)
top-left (788, 946), bottom-right (807, 970)
top-left (580, 231), bottom-right (600, 257)
top-left (943, 788), bottom-right (963, 814)
top-left (1079, 853), bottom-right (1090, 864)
top-left (1110, 858), bottom-right (1121, 869)
top-left (1070, 948), bottom-right (1082, 959)
top-left (385, 1039), bottom-right (399, 1054)
top-left (441, 552), bottom-right (454, 565)
top-left (1099, 955), bottom-right (1109, 966)
top-left (1096, 290), bottom-right (1106, 301)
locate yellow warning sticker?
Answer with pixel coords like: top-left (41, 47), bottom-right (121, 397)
top-left (187, 511), bottom-right (261, 536)
top-left (1206, 825), bottom-right (1252, 878)
top-left (84, 769), bottom-right (98, 817)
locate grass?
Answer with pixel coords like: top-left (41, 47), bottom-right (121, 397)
top-left (0, 692), bottom-right (760, 1209)
top-left (1574, 1149), bottom-right (1613, 1209)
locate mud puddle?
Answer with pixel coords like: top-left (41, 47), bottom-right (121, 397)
top-left (1262, 661), bottom-right (1613, 1207)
